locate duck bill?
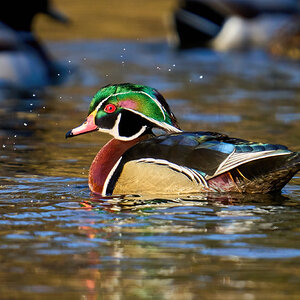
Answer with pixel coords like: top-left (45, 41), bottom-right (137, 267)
top-left (66, 114), bottom-right (98, 138)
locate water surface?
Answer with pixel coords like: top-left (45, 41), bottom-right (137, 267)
top-left (0, 40), bottom-right (300, 299)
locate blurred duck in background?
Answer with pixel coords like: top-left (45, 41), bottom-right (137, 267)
top-left (172, 0), bottom-right (300, 58)
top-left (0, 0), bottom-right (69, 96)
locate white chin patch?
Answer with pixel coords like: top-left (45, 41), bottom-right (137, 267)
top-left (111, 113), bottom-right (148, 141)
top-left (117, 125), bottom-right (148, 141)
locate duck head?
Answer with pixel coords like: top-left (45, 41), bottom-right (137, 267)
top-left (66, 83), bottom-right (182, 141)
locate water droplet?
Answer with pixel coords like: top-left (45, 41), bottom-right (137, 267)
top-left (2, 144), bottom-right (6, 148)
top-left (168, 68), bottom-right (171, 72)
top-left (68, 60), bottom-right (71, 63)
top-left (57, 73), bottom-right (60, 77)
top-left (24, 123), bottom-right (28, 126)
top-left (32, 93), bottom-right (36, 97)
top-left (199, 75), bottom-right (203, 79)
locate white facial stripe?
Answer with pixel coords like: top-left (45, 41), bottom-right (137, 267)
top-left (111, 113), bottom-right (122, 138)
top-left (94, 94), bottom-right (114, 113)
top-left (93, 89), bottom-right (181, 139)
top-left (99, 112), bottom-right (148, 141)
top-left (137, 91), bottom-right (166, 120)
top-left (117, 126), bottom-right (148, 141)
top-left (124, 108), bottom-right (182, 133)
top-left (94, 91), bottom-right (167, 120)
top-left (97, 107), bottom-right (181, 138)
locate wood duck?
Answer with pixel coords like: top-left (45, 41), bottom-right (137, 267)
top-left (0, 0), bottom-right (69, 94)
top-left (66, 83), bottom-right (300, 197)
top-left (172, 0), bottom-right (300, 52)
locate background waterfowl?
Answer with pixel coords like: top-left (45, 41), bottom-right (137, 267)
top-left (0, 0), bottom-right (69, 96)
top-left (172, 0), bottom-right (300, 56)
top-left (66, 83), bottom-right (300, 196)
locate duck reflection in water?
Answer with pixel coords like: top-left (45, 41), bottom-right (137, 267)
top-left (0, 0), bottom-right (70, 96)
top-left (80, 192), bottom-right (289, 212)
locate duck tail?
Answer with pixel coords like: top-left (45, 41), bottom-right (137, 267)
top-left (239, 151), bottom-right (300, 193)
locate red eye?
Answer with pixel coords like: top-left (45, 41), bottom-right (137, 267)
top-left (104, 104), bottom-right (116, 113)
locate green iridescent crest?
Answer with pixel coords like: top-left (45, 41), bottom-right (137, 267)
top-left (88, 83), bottom-right (180, 131)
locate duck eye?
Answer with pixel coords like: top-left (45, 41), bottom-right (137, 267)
top-left (104, 104), bottom-right (116, 113)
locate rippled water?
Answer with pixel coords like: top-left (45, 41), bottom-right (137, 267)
top-left (0, 40), bottom-right (300, 299)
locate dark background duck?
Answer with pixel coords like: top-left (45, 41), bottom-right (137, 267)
top-left (172, 0), bottom-right (300, 58)
top-left (0, 0), bottom-right (70, 96)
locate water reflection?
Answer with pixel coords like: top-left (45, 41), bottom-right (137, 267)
top-left (84, 192), bottom-right (289, 211)
top-left (0, 170), bottom-right (300, 298)
top-left (71, 192), bottom-right (300, 299)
